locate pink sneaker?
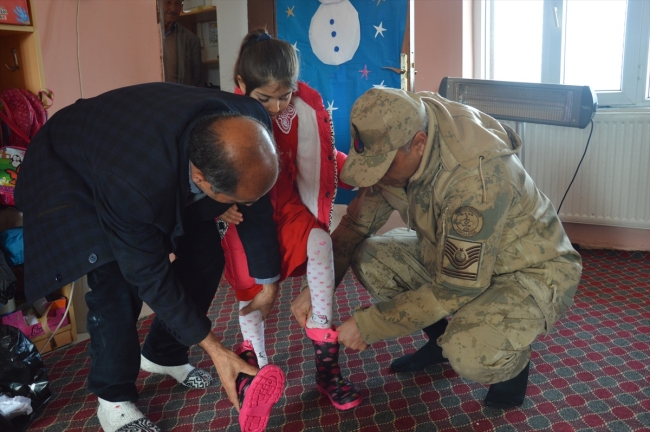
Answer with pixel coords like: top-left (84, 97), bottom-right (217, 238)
top-left (235, 341), bottom-right (285, 432)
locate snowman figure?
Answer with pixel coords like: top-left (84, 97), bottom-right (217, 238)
top-left (309, 0), bottom-right (360, 66)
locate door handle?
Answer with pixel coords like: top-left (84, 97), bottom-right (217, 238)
top-left (382, 66), bottom-right (405, 75)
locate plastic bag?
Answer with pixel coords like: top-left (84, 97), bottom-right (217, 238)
top-left (0, 88), bottom-right (48, 148)
top-left (0, 227), bottom-right (23, 266)
top-left (0, 146), bottom-right (25, 207)
top-left (0, 88), bottom-right (52, 206)
top-left (0, 395), bottom-right (32, 419)
top-left (0, 324), bottom-right (51, 432)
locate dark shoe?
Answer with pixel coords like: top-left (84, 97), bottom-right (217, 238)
top-left (235, 341), bottom-right (285, 432)
top-left (306, 327), bottom-right (363, 411)
top-left (391, 318), bottom-right (448, 372)
top-left (484, 361), bottom-right (530, 409)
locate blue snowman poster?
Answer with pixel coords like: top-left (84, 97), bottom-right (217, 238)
top-left (276, 0), bottom-right (408, 203)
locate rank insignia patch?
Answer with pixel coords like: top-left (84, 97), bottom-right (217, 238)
top-left (451, 206), bottom-right (483, 237)
top-left (442, 236), bottom-right (483, 281)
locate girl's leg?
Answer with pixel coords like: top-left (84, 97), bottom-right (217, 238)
top-left (238, 300), bottom-right (268, 367)
top-left (305, 228), bottom-right (362, 411)
top-left (306, 228), bottom-right (335, 329)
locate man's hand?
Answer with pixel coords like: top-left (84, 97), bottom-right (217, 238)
top-left (219, 204), bottom-right (243, 225)
top-left (338, 316), bottom-right (368, 351)
top-left (290, 286), bottom-right (312, 328)
top-left (198, 332), bottom-right (258, 411)
top-left (239, 282), bottom-right (279, 320)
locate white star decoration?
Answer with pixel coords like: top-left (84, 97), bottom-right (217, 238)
top-left (374, 22), bottom-right (387, 38)
top-left (373, 80), bottom-right (387, 88)
top-left (292, 41), bottom-right (299, 52)
top-left (326, 101), bottom-right (338, 115)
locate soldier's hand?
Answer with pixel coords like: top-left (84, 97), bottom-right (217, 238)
top-left (219, 204), bottom-right (243, 225)
top-left (338, 316), bottom-right (368, 351)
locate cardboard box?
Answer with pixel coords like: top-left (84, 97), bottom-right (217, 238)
top-left (0, 1), bottom-right (30, 25)
top-left (31, 324), bottom-right (74, 354)
top-left (1, 299), bottom-right (70, 341)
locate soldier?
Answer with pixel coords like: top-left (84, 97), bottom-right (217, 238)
top-left (291, 87), bottom-right (582, 408)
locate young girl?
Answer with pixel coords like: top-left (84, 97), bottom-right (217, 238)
top-left (220, 29), bottom-right (362, 411)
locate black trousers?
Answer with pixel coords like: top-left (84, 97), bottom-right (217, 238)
top-left (85, 199), bottom-right (225, 402)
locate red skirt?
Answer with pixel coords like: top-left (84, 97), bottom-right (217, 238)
top-left (222, 188), bottom-right (322, 301)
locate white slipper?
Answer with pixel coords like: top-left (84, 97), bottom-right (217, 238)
top-left (140, 354), bottom-right (212, 389)
top-left (97, 398), bottom-right (160, 432)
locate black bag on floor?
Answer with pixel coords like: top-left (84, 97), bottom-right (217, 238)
top-left (0, 323), bottom-right (52, 432)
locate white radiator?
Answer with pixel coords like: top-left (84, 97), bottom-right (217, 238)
top-left (515, 110), bottom-right (650, 229)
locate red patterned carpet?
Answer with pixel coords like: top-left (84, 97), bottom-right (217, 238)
top-left (27, 249), bottom-right (650, 431)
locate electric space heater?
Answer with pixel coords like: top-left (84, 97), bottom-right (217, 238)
top-left (439, 77), bottom-right (597, 129)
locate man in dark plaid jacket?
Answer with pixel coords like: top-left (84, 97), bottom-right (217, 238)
top-left (15, 83), bottom-right (284, 431)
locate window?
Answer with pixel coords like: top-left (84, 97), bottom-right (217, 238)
top-left (478, 0), bottom-right (650, 107)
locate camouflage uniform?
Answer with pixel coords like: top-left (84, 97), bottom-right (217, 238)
top-left (334, 89), bottom-right (582, 385)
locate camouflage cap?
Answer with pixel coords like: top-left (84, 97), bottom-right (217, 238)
top-left (341, 88), bottom-right (427, 187)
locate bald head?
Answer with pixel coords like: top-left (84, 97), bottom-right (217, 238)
top-left (188, 114), bottom-right (278, 204)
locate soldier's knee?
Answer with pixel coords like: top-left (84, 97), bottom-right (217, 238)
top-left (350, 238), bottom-right (377, 278)
top-left (440, 322), bottom-right (529, 385)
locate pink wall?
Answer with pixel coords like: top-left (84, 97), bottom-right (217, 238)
top-left (33, 0), bottom-right (461, 111)
top-left (28, 1), bottom-right (649, 251)
top-left (33, 0), bottom-right (163, 115)
top-left (413, 0), bottom-right (464, 92)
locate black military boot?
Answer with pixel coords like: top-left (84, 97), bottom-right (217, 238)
top-left (484, 361), bottom-right (530, 409)
top-left (390, 318), bottom-right (448, 372)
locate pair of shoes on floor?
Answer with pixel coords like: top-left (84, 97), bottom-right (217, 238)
top-left (235, 340), bottom-right (286, 432)
top-left (97, 398), bottom-right (160, 432)
top-left (140, 355), bottom-right (212, 389)
top-left (98, 356), bottom-right (211, 431)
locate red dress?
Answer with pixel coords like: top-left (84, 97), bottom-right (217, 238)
top-left (271, 106), bottom-right (324, 280)
top-left (223, 82), bottom-right (349, 300)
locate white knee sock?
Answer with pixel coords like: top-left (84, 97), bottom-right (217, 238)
top-left (306, 228), bottom-right (335, 330)
top-left (239, 300), bottom-right (268, 367)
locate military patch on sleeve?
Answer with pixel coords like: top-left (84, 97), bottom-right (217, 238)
top-left (442, 236), bottom-right (483, 281)
top-left (451, 206), bottom-right (484, 237)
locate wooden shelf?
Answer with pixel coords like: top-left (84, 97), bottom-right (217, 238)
top-left (0, 0), bottom-right (44, 93)
top-left (179, 6), bottom-right (216, 24)
top-left (0, 1), bottom-right (72, 355)
top-left (0, 24), bottom-right (34, 34)
top-left (181, 6), bottom-right (215, 16)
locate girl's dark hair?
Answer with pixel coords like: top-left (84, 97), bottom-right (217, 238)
top-left (233, 28), bottom-right (299, 94)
